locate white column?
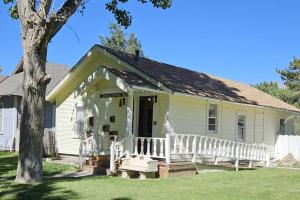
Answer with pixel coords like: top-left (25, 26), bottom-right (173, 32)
top-left (110, 141), bottom-right (116, 173)
top-left (126, 90), bottom-right (133, 137)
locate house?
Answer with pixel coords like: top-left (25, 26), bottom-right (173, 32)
top-left (0, 62), bottom-right (69, 151)
top-left (47, 45), bottom-right (300, 171)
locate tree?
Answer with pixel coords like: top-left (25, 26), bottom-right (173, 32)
top-left (255, 81), bottom-right (299, 107)
top-left (100, 22), bottom-right (144, 56)
top-left (277, 57), bottom-right (300, 91)
top-left (3, 0), bottom-right (171, 183)
top-left (255, 57), bottom-right (300, 108)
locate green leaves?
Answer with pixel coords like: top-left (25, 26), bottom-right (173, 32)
top-left (277, 57), bottom-right (300, 91)
top-left (3, 0), bottom-right (18, 19)
top-left (3, 0), bottom-right (172, 26)
top-left (9, 4), bottom-right (18, 19)
top-left (256, 57), bottom-right (300, 108)
top-left (105, 0), bottom-right (172, 28)
top-left (255, 81), bottom-right (300, 108)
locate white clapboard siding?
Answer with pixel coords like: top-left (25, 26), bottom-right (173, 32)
top-left (168, 94), bottom-right (294, 146)
top-left (156, 93), bottom-right (169, 138)
top-left (56, 93), bottom-right (80, 155)
top-left (169, 95), bottom-right (207, 135)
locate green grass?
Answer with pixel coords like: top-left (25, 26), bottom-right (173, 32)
top-left (1, 153), bottom-right (300, 200)
top-left (0, 152), bottom-right (76, 179)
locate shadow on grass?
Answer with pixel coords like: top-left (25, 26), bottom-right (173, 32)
top-left (0, 153), bottom-right (76, 180)
top-left (0, 178), bottom-right (78, 200)
top-left (0, 153), bottom-right (18, 179)
top-left (0, 176), bottom-right (111, 200)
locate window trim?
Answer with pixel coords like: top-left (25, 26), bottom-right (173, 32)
top-left (207, 103), bottom-right (218, 133)
top-left (236, 113), bottom-right (246, 142)
top-left (279, 119), bottom-right (285, 135)
top-left (0, 102), bottom-right (3, 135)
top-left (73, 105), bottom-right (85, 139)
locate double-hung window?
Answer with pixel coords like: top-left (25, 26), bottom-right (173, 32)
top-left (237, 115), bottom-right (246, 141)
top-left (208, 104), bottom-right (218, 132)
top-left (279, 119), bottom-right (285, 135)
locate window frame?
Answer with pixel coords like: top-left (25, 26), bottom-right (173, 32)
top-left (0, 102), bottom-right (3, 135)
top-left (279, 119), bottom-right (285, 135)
top-left (236, 113), bottom-right (246, 142)
top-left (207, 103), bottom-right (218, 133)
top-left (73, 105), bottom-right (85, 139)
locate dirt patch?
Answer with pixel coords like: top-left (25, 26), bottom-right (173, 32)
top-left (278, 153), bottom-right (300, 168)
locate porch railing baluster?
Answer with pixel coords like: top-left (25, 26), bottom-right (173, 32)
top-left (153, 139), bottom-right (157, 157)
top-left (146, 138), bottom-right (151, 156)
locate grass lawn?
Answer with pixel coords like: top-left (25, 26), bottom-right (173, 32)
top-left (1, 153), bottom-right (300, 200)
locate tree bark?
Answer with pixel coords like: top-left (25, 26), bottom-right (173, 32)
top-left (15, 44), bottom-right (48, 183)
top-left (14, 0), bottom-right (81, 183)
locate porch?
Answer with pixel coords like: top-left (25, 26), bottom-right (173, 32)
top-left (81, 133), bottom-right (272, 175)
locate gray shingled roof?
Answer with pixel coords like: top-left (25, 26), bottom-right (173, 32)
top-left (98, 45), bottom-right (300, 113)
top-left (104, 67), bottom-right (160, 90)
top-left (0, 63), bottom-right (69, 96)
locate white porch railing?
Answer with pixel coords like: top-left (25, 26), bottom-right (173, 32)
top-left (79, 135), bottom-right (97, 170)
top-left (110, 136), bottom-right (167, 172)
top-left (82, 135), bottom-right (97, 156)
top-left (132, 137), bottom-right (167, 158)
top-left (170, 134), bottom-right (270, 165)
top-left (109, 134), bottom-right (271, 172)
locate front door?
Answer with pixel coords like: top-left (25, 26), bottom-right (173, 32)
top-left (138, 96), bottom-right (154, 154)
top-left (138, 96), bottom-right (154, 137)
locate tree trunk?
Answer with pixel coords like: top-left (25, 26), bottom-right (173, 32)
top-left (15, 45), bottom-right (48, 183)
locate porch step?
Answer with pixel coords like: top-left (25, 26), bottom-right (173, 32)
top-left (85, 155), bottom-right (110, 168)
top-left (158, 162), bottom-right (197, 178)
top-left (83, 165), bottom-right (111, 175)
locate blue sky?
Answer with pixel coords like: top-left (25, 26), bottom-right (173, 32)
top-left (1, 0), bottom-right (300, 85)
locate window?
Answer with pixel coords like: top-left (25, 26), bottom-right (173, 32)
top-left (208, 104), bottom-right (218, 132)
top-left (279, 119), bottom-right (285, 135)
top-left (0, 102), bottom-right (3, 134)
top-left (237, 115), bottom-right (246, 141)
top-left (74, 106), bottom-right (85, 138)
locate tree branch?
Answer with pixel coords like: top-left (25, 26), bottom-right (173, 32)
top-left (47, 0), bottom-right (82, 40)
top-left (38, 0), bottom-right (52, 19)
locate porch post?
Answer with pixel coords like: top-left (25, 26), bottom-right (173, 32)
top-left (126, 90), bottom-right (134, 154)
top-left (265, 148), bottom-right (270, 167)
top-left (165, 133), bottom-right (171, 164)
top-left (126, 90), bottom-right (133, 136)
top-left (110, 141), bottom-right (116, 173)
